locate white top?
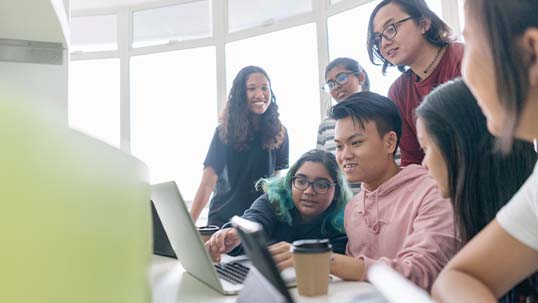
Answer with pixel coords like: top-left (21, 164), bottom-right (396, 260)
top-left (497, 161), bottom-right (538, 250)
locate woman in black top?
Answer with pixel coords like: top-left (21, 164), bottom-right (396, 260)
top-left (190, 66), bottom-right (289, 227)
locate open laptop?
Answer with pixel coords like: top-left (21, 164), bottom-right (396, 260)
top-left (151, 181), bottom-right (249, 294)
top-left (231, 216), bottom-right (295, 303)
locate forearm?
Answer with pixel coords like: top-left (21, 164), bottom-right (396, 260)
top-left (190, 189), bottom-right (211, 222)
top-left (432, 270), bottom-right (497, 303)
top-left (190, 167), bottom-right (218, 222)
top-left (330, 254), bottom-right (364, 281)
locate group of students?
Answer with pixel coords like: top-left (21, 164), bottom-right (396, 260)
top-left (189, 0), bottom-right (538, 301)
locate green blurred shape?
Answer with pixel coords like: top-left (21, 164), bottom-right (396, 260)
top-left (0, 90), bottom-right (151, 303)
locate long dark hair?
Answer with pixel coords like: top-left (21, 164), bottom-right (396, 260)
top-left (367, 0), bottom-right (452, 74)
top-left (417, 78), bottom-right (538, 302)
top-left (325, 57), bottom-right (370, 91)
top-left (466, 0), bottom-right (538, 153)
top-left (219, 65), bottom-right (286, 150)
top-left (417, 79), bottom-right (537, 243)
top-left (257, 149), bottom-right (352, 234)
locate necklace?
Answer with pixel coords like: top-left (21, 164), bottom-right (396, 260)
top-left (423, 46), bottom-right (443, 75)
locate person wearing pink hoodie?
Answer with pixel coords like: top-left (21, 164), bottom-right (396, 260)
top-left (328, 91), bottom-right (457, 291)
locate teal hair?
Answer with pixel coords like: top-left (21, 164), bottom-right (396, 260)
top-left (256, 149), bottom-right (352, 235)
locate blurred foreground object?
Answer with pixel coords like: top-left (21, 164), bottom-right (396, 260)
top-left (0, 89), bottom-right (151, 303)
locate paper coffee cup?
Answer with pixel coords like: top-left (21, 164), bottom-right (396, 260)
top-left (291, 239), bottom-right (332, 297)
top-left (197, 225), bottom-right (219, 243)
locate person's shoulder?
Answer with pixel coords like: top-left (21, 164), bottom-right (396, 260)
top-left (395, 166), bottom-right (450, 212)
top-left (344, 192), bottom-right (362, 212)
top-left (398, 164), bottom-right (438, 189)
top-left (449, 42), bottom-right (465, 54)
top-left (318, 117), bottom-right (336, 130)
top-left (445, 42), bottom-right (465, 63)
top-left (250, 193), bottom-right (273, 209)
top-left (388, 71), bottom-right (413, 98)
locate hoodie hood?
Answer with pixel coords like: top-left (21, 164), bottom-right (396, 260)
top-left (363, 164), bottom-right (428, 197)
top-left (357, 164), bottom-right (430, 234)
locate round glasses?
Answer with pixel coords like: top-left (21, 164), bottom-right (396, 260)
top-left (372, 16), bottom-right (416, 51)
top-left (292, 176), bottom-right (336, 194)
top-left (322, 72), bottom-right (358, 93)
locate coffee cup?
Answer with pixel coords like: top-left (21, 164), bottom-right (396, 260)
top-left (197, 225), bottom-right (220, 243)
top-left (291, 239), bottom-right (332, 297)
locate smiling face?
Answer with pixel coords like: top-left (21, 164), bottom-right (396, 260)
top-left (245, 73), bottom-right (271, 115)
top-left (372, 2), bottom-right (428, 67)
top-left (416, 118), bottom-right (449, 197)
top-left (291, 161), bottom-right (336, 222)
top-left (334, 116), bottom-right (396, 189)
top-left (325, 65), bottom-right (364, 102)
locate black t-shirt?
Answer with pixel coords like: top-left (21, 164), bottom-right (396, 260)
top-left (203, 127), bottom-right (289, 227)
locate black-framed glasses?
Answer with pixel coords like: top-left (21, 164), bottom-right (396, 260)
top-left (292, 176), bottom-right (336, 194)
top-left (322, 72), bottom-right (358, 93)
top-left (372, 16), bottom-right (416, 51)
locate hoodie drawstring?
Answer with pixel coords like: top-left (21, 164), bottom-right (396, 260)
top-left (360, 189), bottom-right (386, 234)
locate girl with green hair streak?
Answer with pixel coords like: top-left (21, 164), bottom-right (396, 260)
top-left (206, 149), bottom-right (352, 270)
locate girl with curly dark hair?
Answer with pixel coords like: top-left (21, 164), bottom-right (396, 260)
top-left (190, 65), bottom-right (289, 228)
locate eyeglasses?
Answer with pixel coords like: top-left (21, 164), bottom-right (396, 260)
top-left (372, 16), bottom-right (416, 51)
top-left (292, 176), bottom-right (336, 194)
top-left (322, 72), bottom-right (358, 93)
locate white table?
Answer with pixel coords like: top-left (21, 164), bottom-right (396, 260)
top-left (149, 254), bottom-right (383, 303)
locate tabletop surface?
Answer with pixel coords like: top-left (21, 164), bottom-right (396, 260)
top-left (149, 254), bottom-right (385, 303)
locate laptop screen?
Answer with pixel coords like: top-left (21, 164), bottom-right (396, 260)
top-left (231, 216), bottom-right (294, 303)
top-left (150, 200), bottom-right (176, 258)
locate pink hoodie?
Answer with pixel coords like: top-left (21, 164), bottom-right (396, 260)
top-left (345, 164), bottom-right (457, 290)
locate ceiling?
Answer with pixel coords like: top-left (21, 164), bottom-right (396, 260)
top-left (71, 0), bottom-right (165, 11)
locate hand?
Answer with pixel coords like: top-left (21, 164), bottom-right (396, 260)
top-left (268, 241), bottom-right (294, 271)
top-left (204, 228), bottom-right (241, 263)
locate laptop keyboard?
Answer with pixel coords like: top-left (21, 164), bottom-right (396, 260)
top-left (214, 262), bottom-right (250, 285)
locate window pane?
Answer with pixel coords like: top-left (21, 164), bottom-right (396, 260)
top-left (71, 15), bottom-right (117, 52)
top-left (68, 59), bottom-right (120, 147)
top-left (458, 0), bottom-right (465, 39)
top-left (426, 0), bottom-right (443, 19)
top-left (132, 1), bottom-right (211, 48)
top-left (130, 47), bottom-right (217, 200)
top-left (228, 0), bottom-right (312, 32)
top-left (226, 23), bottom-right (320, 164)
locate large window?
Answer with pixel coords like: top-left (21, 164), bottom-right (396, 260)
top-left (68, 59), bottom-right (120, 147)
top-left (69, 0), bottom-right (463, 201)
top-left (226, 23), bottom-right (320, 164)
top-left (130, 47), bottom-right (217, 200)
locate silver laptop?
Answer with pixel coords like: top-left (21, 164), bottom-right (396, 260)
top-left (151, 181), bottom-right (247, 295)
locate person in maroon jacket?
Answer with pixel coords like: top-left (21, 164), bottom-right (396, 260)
top-left (366, 0), bottom-right (463, 166)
